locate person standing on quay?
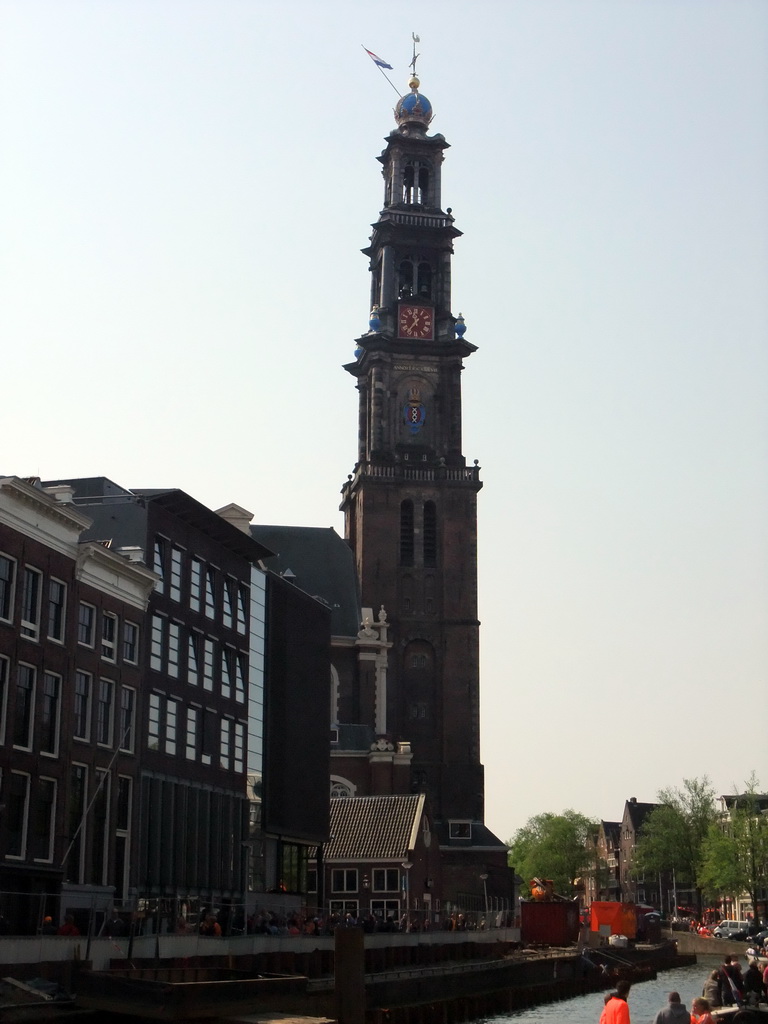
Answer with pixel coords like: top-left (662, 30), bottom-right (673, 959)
top-left (600, 979), bottom-right (631, 1023)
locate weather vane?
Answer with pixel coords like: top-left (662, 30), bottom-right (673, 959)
top-left (409, 33), bottom-right (420, 77)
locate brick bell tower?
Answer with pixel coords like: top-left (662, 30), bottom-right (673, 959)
top-left (340, 72), bottom-right (491, 848)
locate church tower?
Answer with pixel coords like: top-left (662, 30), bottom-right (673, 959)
top-left (340, 73), bottom-right (489, 840)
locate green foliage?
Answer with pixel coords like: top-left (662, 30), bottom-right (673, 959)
top-left (507, 809), bottom-right (597, 898)
top-left (699, 775), bottom-right (768, 913)
top-left (634, 777), bottom-right (717, 898)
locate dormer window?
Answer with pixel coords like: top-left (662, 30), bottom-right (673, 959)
top-left (449, 821), bottom-right (472, 840)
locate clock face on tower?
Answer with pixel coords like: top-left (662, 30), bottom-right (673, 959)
top-left (398, 304), bottom-right (434, 340)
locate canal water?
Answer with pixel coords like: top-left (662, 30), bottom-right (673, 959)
top-left (475, 955), bottom-right (722, 1024)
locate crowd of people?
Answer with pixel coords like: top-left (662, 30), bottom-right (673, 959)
top-left (599, 953), bottom-right (768, 1024)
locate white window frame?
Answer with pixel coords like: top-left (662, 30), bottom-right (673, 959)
top-left (6, 770), bottom-right (31, 860)
top-left (449, 820), bottom-right (472, 840)
top-left (153, 537), bottom-right (166, 594)
top-left (123, 620), bottom-right (139, 664)
top-left (221, 648), bottom-right (232, 699)
top-left (0, 553), bottom-right (16, 623)
top-left (236, 583), bottom-right (248, 634)
top-left (220, 717), bottom-right (232, 770)
top-left (233, 720), bottom-right (245, 773)
top-left (101, 611), bottom-right (117, 661)
top-left (223, 578), bottom-right (234, 629)
top-left (119, 685), bottom-right (135, 753)
top-left (371, 899), bottom-right (401, 921)
top-left (13, 663), bottom-right (36, 750)
top-left (166, 698), bottom-right (178, 755)
top-left (373, 868), bottom-right (400, 892)
top-left (33, 776), bottom-right (57, 864)
top-left (204, 567), bottom-right (216, 619)
top-left (150, 614), bottom-right (165, 672)
top-left (170, 546), bottom-right (183, 603)
top-left (20, 566), bottom-right (43, 640)
top-left (47, 577), bottom-right (67, 642)
top-left (78, 602), bottom-right (96, 647)
top-left (148, 693), bottom-right (162, 751)
top-left (186, 706), bottom-right (199, 761)
top-left (187, 631), bottom-right (200, 686)
top-left (96, 678), bottom-right (114, 747)
top-left (203, 638), bottom-right (214, 691)
top-left (0, 655), bottom-right (9, 745)
top-left (168, 622), bottom-right (180, 678)
top-left (331, 868), bottom-right (358, 893)
top-left (73, 670), bottom-right (92, 741)
top-left (190, 559), bottom-right (202, 612)
top-left (40, 671), bottom-right (61, 757)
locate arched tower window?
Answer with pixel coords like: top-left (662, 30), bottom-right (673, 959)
top-left (402, 161), bottom-right (430, 205)
top-left (398, 258), bottom-right (414, 298)
top-left (418, 166), bottom-right (429, 201)
top-left (417, 262), bottom-right (432, 299)
top-left (423, 501), bottom-right (437, 567)
top-left (400, 500), bottom-right (414, 565)
top-left (399, 257), bottom-right (433, 300)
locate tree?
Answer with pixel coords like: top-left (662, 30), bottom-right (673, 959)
top-left (700, 775), bottom-right (768, 923)
top-left (507, 810), bottom-right (597, 898)
top-left (634, 777), bottom-right (717, 914)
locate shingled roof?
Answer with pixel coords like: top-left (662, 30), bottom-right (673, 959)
top-left (324, 794), bottom-right (425, 862)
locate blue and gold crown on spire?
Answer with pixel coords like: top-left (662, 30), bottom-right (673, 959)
top-left (395, 75), bottom-right (433, 128)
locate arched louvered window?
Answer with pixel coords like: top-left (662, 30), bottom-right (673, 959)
top-left (400, 500), bottom-right (414, 565)
top-left (423, 501), bottom-right (437, 567)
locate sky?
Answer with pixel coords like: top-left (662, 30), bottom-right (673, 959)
top-left (1, 0), bottom-right (767, 841)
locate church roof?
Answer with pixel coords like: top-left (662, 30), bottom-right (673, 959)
top-left (249, 524), bottom-right (361, 636)
top-left (324, 794), bottom-right (424, 862)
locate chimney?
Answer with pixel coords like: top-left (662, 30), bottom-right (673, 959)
top-left (117, 546), bottom-right (146, 564)
top-left (44, 484), bottom-right (75, 504)
top-left (215, 503), bottom-right (254, 535)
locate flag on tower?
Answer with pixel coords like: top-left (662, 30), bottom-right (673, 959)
top-left (363, 47), bottom-right (393, 70)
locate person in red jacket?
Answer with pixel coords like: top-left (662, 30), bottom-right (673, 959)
top-left (601, 980), bottom-right (631, 1023)
top-left (57, 914), bottom-right (80, 936)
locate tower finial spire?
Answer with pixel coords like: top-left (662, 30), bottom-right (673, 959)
top-left (409, 33), bottom-right (420, 77)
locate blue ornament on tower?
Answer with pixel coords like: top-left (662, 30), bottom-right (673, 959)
top-left (454, 313), bottom-right (466, 338)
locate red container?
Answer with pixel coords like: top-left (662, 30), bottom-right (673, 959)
top-left (520, 900), bottom-right (580, 946)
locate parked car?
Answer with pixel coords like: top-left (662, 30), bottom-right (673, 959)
top-left (713, 920), bottom-right (750, 940)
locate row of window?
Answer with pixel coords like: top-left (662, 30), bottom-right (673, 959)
top-left (150, 615), bottom-right (248, 701)
top-left (147, 692), bottom-right (246, 773)
top-left (0, 551), bottom-right (140, 661)
top-left (0, 655), bottom-right (136, 755)
top-left (153, 538), bottom-right (248, 632)
top-left (327, 868), bottom-right (404, 893)
top-left (3, 763), bottom-right (131, 892)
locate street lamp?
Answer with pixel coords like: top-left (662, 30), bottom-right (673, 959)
top-left (401, 861), bottom-right (412, 931)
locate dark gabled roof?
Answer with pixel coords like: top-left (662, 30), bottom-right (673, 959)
top-left (134, 489), bottom-right (272, 561)
top-left (42, 479), bottom-right (272, 563)
top-left (624, 800), bottom-right (658, 833)
top-left (250, 525), bottom-right (360, 637)
top-left (324, 794), bottom-right (424, 861)
top-left (601, 821), bottom-right (621, 842)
